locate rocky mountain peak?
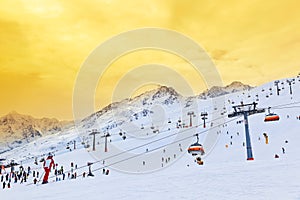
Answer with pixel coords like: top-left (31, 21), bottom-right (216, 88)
top-left (199, 81), bottom-right (253, 99)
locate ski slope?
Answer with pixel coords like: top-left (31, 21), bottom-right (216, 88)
top-left (1, 75), bottom-right (300, 199)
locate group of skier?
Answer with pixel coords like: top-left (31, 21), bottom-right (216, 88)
top-left (225, 128), bottom-right (289, 160)
top-left (1, 152), bottom-right (110, 189)
top-left (1, 162), bottom-right (36, 189)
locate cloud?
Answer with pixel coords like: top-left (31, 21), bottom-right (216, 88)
top-left (0, 19), bottom-right (30, 68)
top-left (0, 0), bottom-right (300, 119)
top-left (210, 49), bottom-right (228, 60)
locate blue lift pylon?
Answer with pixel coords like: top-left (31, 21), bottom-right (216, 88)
top-left (228, 102), bottom-right (265, 161)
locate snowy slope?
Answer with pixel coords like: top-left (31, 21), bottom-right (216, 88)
top-left (1, 75), bottom-right (300, 199)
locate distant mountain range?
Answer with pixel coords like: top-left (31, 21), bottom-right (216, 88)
top-left (0, 111), bottom-right (71, 150)
top-left (198, 81), bottom-right (253, 99)
top-left (0, 81), bottom-right (252, 151)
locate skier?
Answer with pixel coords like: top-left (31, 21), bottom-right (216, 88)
top-left (282, 147), bottom-right (285, 154)
top-left (34, 157), bottom-right (38, 165)
top-left (263, 133), bottom-right (269, 144)
top-left (10, 161), bottom-right (15, 174)
top-left (87, 162), bottom-right (94, 177)
top-left (27, 166), bottom-right (31, 175)
top-left (195, 156), bottom-right (204, 165)
top-left (70, 162), bottom-right (74, 174)
top-left (60, 166), bottom-right (64, 175)
top-left (42, 153), bottom-right (55, 184)
top-left (23, 171), bottom-right (27, 182)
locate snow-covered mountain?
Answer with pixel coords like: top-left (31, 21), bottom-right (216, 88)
top-left (0, 111), bottom-right (71, 153)
top-left (0, 81), bottom-right (251, 146)
top-left (198, 81), bottom-right (253, 99)
top-left (0, 75), bottom-right (300, 200)
top-left (80, 82), bottom-right (251, 130)
top-left (82, 86), bottom-right (181, 124)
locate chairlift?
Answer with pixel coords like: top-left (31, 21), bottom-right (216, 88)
top-left (188, 134), bottom-right (205, 156)
top-left (264, 107), bottom-right (280, 122)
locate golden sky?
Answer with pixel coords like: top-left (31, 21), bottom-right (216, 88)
top-left (0, 0), bottom-right (299, 120)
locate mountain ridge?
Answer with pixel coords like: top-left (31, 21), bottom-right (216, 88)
top-left (198, 81), bottom-right (253, 99)
top-left (0, 111), bottom-right (72, 150)
top-left (0, 81), bottom-right (252, 150)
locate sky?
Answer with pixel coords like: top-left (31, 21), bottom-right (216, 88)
top-left (0, 0), bottom-right (299, 120)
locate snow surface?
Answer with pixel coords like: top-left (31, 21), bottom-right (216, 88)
top-left (1, 76), bottom-right (300, 199)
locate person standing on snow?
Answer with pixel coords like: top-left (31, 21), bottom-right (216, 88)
top-left (263, 133), bottom-right (269, 144)
top-left (42, 153), bottom-right (55, 184)
top-left (1, 165), bottom-right (5, 174)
